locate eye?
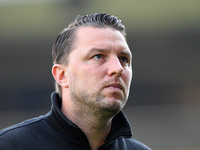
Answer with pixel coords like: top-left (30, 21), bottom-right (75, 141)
top-left (93, 54), bottom-right (104, 60)
top-left (119, 56), bottom-right (129, 63)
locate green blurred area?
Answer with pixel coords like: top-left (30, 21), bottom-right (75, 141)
top-left (0, 0), bottom-right (200, 38)
top-left (0, 0), bottom-right (200, 39)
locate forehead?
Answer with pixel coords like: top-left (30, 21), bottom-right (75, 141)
top-left (74, 26), bottom-right (130, 52)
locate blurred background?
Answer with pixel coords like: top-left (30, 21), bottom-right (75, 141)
top-left (0, 0), bottom-right (200, 149)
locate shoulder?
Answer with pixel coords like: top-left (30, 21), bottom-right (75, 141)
top-left (106, 137), bottom-right (151, 150)
top-left (126, 138), bottom-right (151, 150)
top-left (0, 114), bottom-right (49, 150)
top-left (0, 115), bottom-right (45, 135)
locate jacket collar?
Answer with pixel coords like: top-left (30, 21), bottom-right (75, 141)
top-left (47, 92), bottom-right (133, 144)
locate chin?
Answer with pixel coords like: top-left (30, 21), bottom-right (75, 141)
top-left (102, 99), bottom-right (125, 114)
top-left (95, 94), bottom-right (127, 115)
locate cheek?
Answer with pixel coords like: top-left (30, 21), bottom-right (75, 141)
top-left (78, 68), bottom-right (103, 85)
top-left (70, 62), bottom-right (106, 85)
top-left (123, 72), bottom-right (132, 87)
top-left (86, 66), bottom-right (105, 78)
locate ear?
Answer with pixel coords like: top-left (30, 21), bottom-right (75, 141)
top-left (52, 64), bottom-right (69, 88)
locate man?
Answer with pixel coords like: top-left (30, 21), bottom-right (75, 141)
top-left (0, 13), bottom-right (151, 150)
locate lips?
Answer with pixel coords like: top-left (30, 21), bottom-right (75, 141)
top-left (105, 83), bottom-right (124, 92)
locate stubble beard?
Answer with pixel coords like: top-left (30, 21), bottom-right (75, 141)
top-left (69, 79), bottom-right (127, 119)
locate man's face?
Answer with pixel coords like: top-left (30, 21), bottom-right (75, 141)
top-left (65, 26), bottom-right (132, 114)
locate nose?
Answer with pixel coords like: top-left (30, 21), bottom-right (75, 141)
top-left (107, 57), bottom-right (124, 77)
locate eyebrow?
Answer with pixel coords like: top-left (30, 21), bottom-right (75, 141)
top-left (120, 51), bottom-right (132, 58)
top-left (88, 48), bottom-right (108, 54)
top-left (88, 48), bottom-right (132, 57)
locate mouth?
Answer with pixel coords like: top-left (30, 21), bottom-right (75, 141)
top-left (105, 83), bottom-right (124, 92)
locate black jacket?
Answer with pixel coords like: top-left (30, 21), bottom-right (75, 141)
top-left (0, 92), bottom-right (151, 150)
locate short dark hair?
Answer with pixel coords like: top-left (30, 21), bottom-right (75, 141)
top-left (52, 13), bottom-right (127, 97)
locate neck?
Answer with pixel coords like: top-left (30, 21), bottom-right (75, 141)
top-left (83, 118), bottom-right (112, 150)
top-left (61, 98), bottom-right (114, 150)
